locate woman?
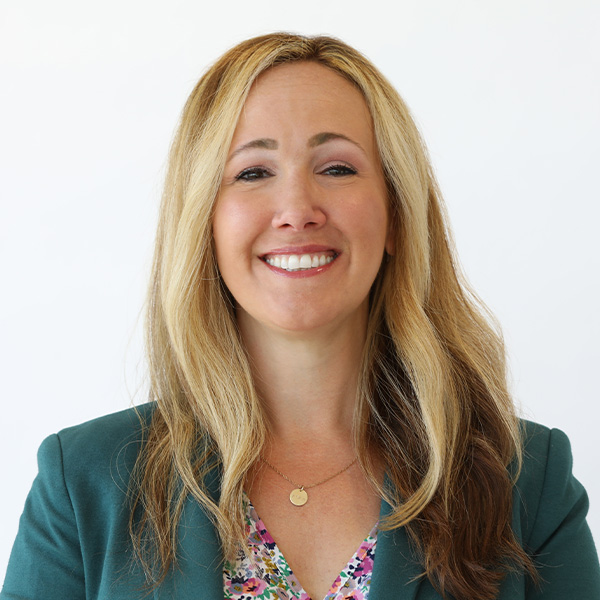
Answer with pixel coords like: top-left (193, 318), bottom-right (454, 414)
top-left (2, 33), bottom-right (598, 600)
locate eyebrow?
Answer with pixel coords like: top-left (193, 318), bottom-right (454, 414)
top-left (228, 131), bottom-right (365, 161)
top-left (308, 131), bottom-right (363, 151)
top-left (229, 138), bottom-right (278, 159)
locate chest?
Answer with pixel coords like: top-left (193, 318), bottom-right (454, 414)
top-left (246, 463), bottom-right (381, 599)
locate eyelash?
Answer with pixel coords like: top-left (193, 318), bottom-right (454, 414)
top-left (235, 163), bottom-right (357, 181)
top-left (320, 164), bottom-right (357, 176)
top-left (234, 167), bottom-right (272, 182)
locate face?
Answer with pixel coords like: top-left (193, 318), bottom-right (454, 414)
top-left (213, 61), bottom-right (391, 337)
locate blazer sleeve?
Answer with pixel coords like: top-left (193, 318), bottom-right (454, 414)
top-left (522, 427), bottom-right (600, 598)
top-left (1, 434), bottom-right (85, 600)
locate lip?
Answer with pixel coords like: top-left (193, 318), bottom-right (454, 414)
top-left (262, 259), bottom-right (337, 278)
top-left (259, 245), bottom-right (340, 278)
top-left (259, 244), bottom-right (339, 257)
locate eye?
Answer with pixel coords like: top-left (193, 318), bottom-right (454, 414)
top-left (320, 164), bottom-right (357, 177)
top-left (235, 166), bottom-right (273, 182)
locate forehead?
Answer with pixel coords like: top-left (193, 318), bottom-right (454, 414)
top-left (250, 61), bottom-right (361, 98)
top-left (233, 61), bottom-right (374, 141)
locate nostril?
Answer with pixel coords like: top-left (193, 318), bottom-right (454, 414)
top-left (272, 205), bottom-right (327, 231)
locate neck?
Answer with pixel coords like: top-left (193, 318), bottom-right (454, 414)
top-left (238, 311), bottom-right (368, 445)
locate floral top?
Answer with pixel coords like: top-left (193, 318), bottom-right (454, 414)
top-left (223, 495), bottom-right (377, 600)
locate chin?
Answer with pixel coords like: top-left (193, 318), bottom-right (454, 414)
top-left (238, 301), bottom-right (369, 339)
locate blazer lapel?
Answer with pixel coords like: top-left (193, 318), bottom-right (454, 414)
top-left (156, 464), bottom-right (225, 600)
top-left (155, 495), bottom-right (225, 600)
top-left (153, 470), bottom-right (427, 600)
top-left (369, 499), bottom-right (427, 600)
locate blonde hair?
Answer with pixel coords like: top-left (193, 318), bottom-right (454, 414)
top-left (131, 33), bottom-right (534, 600)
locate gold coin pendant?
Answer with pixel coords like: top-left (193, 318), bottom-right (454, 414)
top-left (289, 487), bottom-right (308, 506)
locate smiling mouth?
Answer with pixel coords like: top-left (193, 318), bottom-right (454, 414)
top-left (261, 252), bottom-right (337, 272)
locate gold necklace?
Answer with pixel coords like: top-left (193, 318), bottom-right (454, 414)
top-left (260, 455), bottom-right (358, 506)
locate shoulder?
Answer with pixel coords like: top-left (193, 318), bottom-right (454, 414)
top-left (511, 419), bottom-right (600, 595)
top-left (37, 403), bottom-right (156, 506)
top-left (515, 420), bottom-right (577, 515)
top-left (519, 418), bottom-right (572, 467)
top-left (1, 404), bottom-right (158, 599)
top-left (516, 419), bottom-right (572, 499)
top-left (48, 403), bottom-right (155, 466)
top-left (54, 401), bottom-right (155, 450)
top-left (513, 419), bottom-right (580, 543)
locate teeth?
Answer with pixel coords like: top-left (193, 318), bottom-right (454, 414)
top-left (265, 253), bottom-right (335, 271)
top-left (299, 255), bottom-right (312, 268)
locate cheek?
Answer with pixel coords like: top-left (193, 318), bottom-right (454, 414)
top-left (350, 195), bottom-right (389, 248)
top-left (212, 198), bottom-right (264, 273)
top-left (352, 197), bottom-right (390, 282)
top-left (212, 201), bottom-right (239, 275)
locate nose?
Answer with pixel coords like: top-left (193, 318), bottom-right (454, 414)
top-left (271, 175), bottom-right (326, 231)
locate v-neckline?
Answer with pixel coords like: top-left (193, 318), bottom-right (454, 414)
top-left (224, 493), bottom-right (378, 599)
top-left (160, 484), bottom-right (426, 600)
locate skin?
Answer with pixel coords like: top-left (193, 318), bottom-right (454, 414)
top-left (214, 61), bottom-right (390, 600)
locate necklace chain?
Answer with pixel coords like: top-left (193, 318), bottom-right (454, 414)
top-left (260, 455), bottom-right (358, 490)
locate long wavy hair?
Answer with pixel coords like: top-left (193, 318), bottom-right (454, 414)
top-left (130, 32), bottom-right (535, 600)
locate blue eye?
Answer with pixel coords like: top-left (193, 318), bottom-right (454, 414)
top-left (235, 167), bottom-right (272, 181)
top-left (322, 164), bottom-right (357, 176)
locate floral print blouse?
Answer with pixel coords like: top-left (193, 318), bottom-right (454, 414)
top-left (223, 495), bottom-right (377, 600)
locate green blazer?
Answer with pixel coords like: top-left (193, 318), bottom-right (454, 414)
top-left (2, 404), bottom-right (599, 599)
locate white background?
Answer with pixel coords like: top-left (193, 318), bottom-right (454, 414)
top-left (1, 0), bottom-right (598, 581)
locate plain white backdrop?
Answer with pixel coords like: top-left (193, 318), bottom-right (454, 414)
top-left (1, 0), bottom-right (598, 581)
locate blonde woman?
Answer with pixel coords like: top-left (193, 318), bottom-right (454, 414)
top-left (2, 33), bottom-right (598, 600)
